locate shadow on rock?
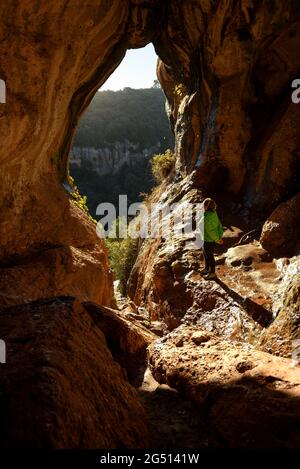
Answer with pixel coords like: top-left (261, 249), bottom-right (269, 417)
top-left (215, 278), bottom-right (273, 327)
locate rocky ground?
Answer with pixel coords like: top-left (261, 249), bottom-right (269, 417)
top-left (128, 199), bottom-right (296, 344)
top-left (148, 324), bottom-right (300, 448)
top-left (116, 220), bottom-right (300, 448)
top-left (138, 368), bottom-right (224, 449)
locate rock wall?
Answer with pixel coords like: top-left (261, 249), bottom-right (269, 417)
top-left (83, 302), bottom-right (157, 383)
top-left (259, 260), bottom-right (300, 358)
top-left (155, 0), bottom-right (300, 215)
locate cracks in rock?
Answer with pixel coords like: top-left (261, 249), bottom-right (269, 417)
top-left (0, 240), bottom-right (98, 270)
top-left (0, 243), bottom-right (64, 268)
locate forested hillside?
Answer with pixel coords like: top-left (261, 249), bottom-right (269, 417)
top-left (71, 87), bottom-right (174, 216)
top-left (74, 87), bottom-right (173, 149)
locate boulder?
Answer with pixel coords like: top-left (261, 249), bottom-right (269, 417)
top-left (83, 302), bottom-right (157, 383)
top-left (259, 273), bottom-right (300, 358)
top-left (260, 193), bottom-right (300, 257)
top-left (0, 297), bottom-right (149, 448)
top-left (225, 243), bottom-right (271, 268)
top-left (0, 236), bottom-right (113, 307)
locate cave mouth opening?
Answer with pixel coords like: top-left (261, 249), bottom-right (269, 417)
top-left (69, 43), bottom-right (174, 296)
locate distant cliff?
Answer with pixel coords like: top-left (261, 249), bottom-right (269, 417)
top-left (70, 87), bottom-right (174, 207)
top-left (70, 140), bottom-right (162, 176)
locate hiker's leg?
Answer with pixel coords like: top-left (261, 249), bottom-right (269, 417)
top-left (206, 242), bottom-right (216, 273)
top-left (203, 242), bottom-right (210, 271)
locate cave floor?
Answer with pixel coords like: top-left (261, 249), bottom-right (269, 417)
top-left (188, 233), bottom-right (281, 316)
top-left (215, 255), bottom-right (281, 313)
top-left (137, 367), bottom-right (224, 448)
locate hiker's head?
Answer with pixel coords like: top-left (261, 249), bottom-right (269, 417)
top-left (203, 198), bottom-right (217, 212)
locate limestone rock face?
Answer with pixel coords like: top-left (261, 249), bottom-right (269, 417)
top-left (70, 141), bottom-right (160, 176)
top-left (0, 0), bottom-right (135, 305)
top-left (259, 272), bottom-right (300, 358)
top-left (260, 192), bottom-right (300, 257)
top-left (155, 0), bottom-right (300, 214)
top-left (0, 297), bottom-right (150, 448)
top-left (0, 203), bottom-right (113, 307)
top-left (149, 324), bottom-right (300, 448)
top-left (0, 0), bottom-right (125, 260)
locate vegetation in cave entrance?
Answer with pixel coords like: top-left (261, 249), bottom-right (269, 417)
top-left (104, 149), bottom-right (176, 294)
top-left (70, 87), bottom-right (174, 218)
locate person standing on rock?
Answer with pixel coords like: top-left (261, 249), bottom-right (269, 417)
top-left (201, 198), bottom-right (223, 280)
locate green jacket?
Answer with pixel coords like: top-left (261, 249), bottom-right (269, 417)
top-left (204, 210), bottom-right (223, 242)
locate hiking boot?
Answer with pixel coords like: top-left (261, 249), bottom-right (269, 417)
top-left (204, 272), bottom-right (217, 280)
top-left (200, 269), bottom-right (209, 275)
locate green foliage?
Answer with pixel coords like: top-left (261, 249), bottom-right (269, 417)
top-left (69, 87), bottom-right (175, 292)
top-left (174, 83), bottom-right (185, 98)
top-left (105, 218), bottom-right (139, 295)
top-left (69, 175), bottom-right (89, 212)
top-left (151, 149), bottom-right (175, 183)
top-left (69, 175), bottom-right (95, 222)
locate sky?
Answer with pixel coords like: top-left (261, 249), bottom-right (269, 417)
top-left (101, 43), bottom-right (158, 91)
